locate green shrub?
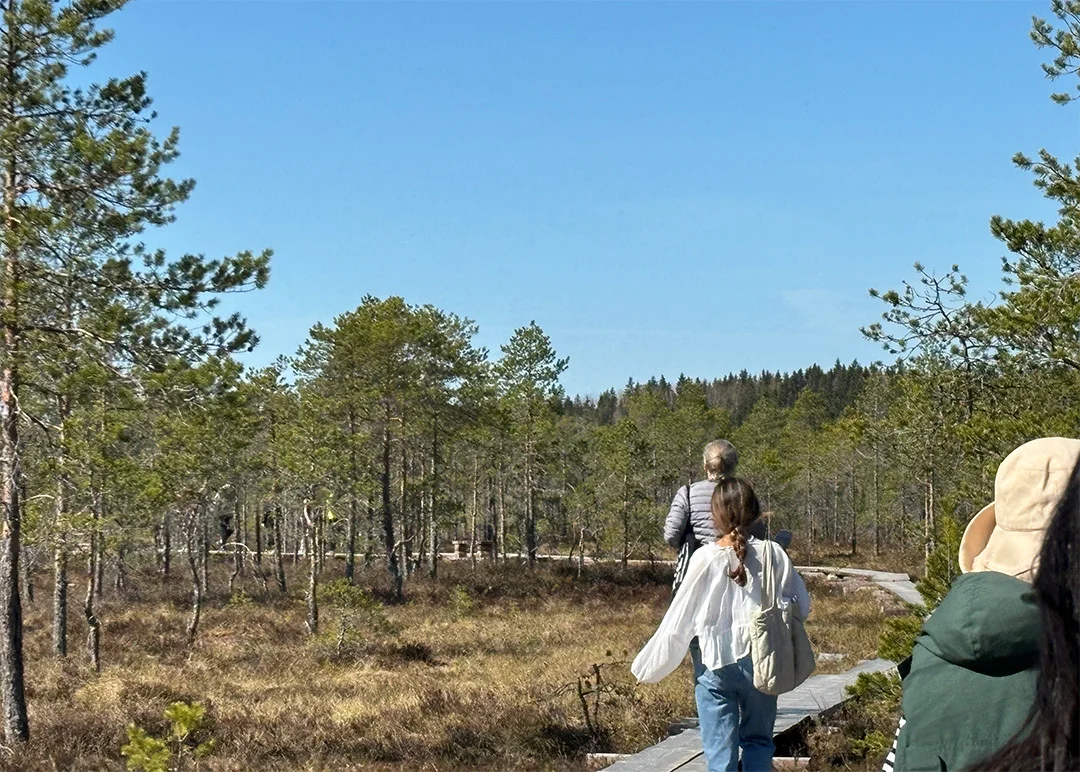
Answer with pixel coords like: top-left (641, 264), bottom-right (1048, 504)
top-left (318, 579), bottom-right (397, 656)
top-left (226, 589), bottom-right (252, 608)
top-left (449, 585), bottom-right (474, 619)
top-left (120, 727), bottom-right (169, 772)
top-left (121, 701), bottom-right (215, 771)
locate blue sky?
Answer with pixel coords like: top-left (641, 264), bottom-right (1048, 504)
top-left (97, 1), bottom-right (1071, 396)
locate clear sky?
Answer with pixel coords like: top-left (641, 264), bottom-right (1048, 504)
top-left (96, 0), bottom-right (1072, 397)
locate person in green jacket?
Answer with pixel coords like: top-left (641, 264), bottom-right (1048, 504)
top-left (975, 453), bottom-right (1079, 770)
top-left (890, 437), bottom-right (1080, 771)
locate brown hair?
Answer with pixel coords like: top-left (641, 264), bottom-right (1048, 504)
top-left (711, 477), bottom-right (762, 587)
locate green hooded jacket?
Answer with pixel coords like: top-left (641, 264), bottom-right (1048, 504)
top-left (895, 571), bottom-right (1041, 771)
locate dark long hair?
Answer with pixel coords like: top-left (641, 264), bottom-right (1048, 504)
top-left (974, 457), bottom-right (1080, 771)
top-left (710, 477), bottom-right (762, 587)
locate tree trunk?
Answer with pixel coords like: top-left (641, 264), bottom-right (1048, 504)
top-left (900, 490), bottom-right (908, 553)
top-left (185, 506), bottom-right (203, 647)
top-left (199, 503), bottom-right (210, 598)
top-left (229, 543), bottom-right (241, 595)
top-left (114, 546), bottom-right (126, 593)
top-left (52, 457), bottom-right (68, 658)
top-left (849, 454), bottom-right (858, 556)
top-left (365, 493), bottom-right (375, 567)
top-left (160, 511), bottom-right (171, 578)
top-left (254, 501), bottom-right (263, 566)
top-left (0, 339), bottom-right (28, 738)
top-left (52, 414), bottom-right (68, 658)
top-left (304, 501), bottom-right (318, 635)
top-left (17, 542), bottom-right (29, 606)
top-left (525, 443), bottom-right (536, 566)
top-left (577, 526), bottom-right (586, 579)
top-left (496, 465), bottom-right (506, 562)
top-left (0, 56), bottom-right (30, 740)
top-left (272, 506), bottom-right (286, 593)
top-left (873, 446), bottom-right (881, 557)
top-left (93, 534), bottom-right (103, 602)
top-left (400, 437), bottom-right (410, 579)
top-left (383, 408), bottom-right (403, 601)
top-left (346, 407), bottom-right (359, 583)
top-left (621, 473), bottom-right (629, 569)
top-left (51, 543), bottom-right (66, 658)
top-left (291, 507), bottom-right (300, 566)
top-left (235, 497), bottom-right (245, 578)
top-left (417, 456), bottom-right (427, 573)
top-left (428, 419), bottom-right (439, 578)
top-left (924, 465), bottom-right (937, 564)
top-left (805, 468), bottom-right (814, 561)
top-left (85, 497), bottom-right (101, 672)
top-left (469, 456), bottom-right (478, 568)
top-left (832, 477), bottom-right (840, 547)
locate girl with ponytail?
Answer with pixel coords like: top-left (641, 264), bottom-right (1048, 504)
top-left (632, 477), bottom-right (810, 771)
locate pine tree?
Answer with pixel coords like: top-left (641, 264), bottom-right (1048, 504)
top-left (0, 1), bottom-right (270, 740)
top-left (495, 322), bottom-right (568, 565)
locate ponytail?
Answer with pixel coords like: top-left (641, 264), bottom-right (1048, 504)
top-left (729, 528), bottom-right (749, 586)
top-left (711, 478), bottom-right (762, 588)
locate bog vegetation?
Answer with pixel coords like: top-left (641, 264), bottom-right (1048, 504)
top-left (0, 0), bottom-right (1076, 769)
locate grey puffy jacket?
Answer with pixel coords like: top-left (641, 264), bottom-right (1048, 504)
top-left (663, 480), bottom-right (720, 548)
top-left (663, 479), bottom-right (768, 548)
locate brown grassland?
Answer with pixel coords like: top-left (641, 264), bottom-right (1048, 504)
top-left (2, 556), bottom-right (904, 771)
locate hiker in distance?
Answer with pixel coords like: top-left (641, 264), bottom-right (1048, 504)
top-left (884, 437), bottom-right (1080, 772)
top-left (665, 441), bottom-right (792, 670)
top-left (664, 440), bottom-right (742, 583)
top-left (666, 441), bottom-right (787, 588)
top-left (635, 477), bottom-right (812, 772)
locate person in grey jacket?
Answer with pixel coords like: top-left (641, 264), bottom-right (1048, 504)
top-left (664, 439), bottom-right (764, 549)
top-left (665, 439), bottom-right (773, 697)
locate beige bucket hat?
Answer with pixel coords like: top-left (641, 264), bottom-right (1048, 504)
top-left (959, 436), bottom-right (1080, 581)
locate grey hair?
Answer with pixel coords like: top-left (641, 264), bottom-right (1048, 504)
top-left (703, 440), bottom-right (738, 480)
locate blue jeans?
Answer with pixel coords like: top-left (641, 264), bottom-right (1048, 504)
top-left (691, 644), bottom-right (778, 772)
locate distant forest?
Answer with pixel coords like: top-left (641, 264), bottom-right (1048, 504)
top-left (565, 361), bottom-right (872, 426)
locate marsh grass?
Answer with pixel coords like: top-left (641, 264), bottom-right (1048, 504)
top-left (4, 557), bottom-right (895, 771)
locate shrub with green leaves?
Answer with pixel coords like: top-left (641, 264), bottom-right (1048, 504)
top-left (449, 585), bottom-right (474, 619)
top-left (121, 701), bottom-right (215, 771)
top-left (120, 727), bottom-right (169, 772)
top-left (318, 579), bottom-right (397, 655)
top-left (226, 589), bottom-right (252, 608)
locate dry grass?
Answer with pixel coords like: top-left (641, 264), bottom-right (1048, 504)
top-left (2, 557), bottom-right (895, 771)
top-left (802, 575), bottom-right (907, 675)
top-left (787, 548), bottom-right (924, 580)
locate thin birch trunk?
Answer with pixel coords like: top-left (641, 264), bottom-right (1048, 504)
top-left (304, 501), bottom-right (318, 635)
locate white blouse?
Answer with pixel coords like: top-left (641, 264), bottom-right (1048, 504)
top-left (631, 538), bottom-right (811, 684)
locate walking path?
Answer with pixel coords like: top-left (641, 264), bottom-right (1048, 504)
top-left (599, 564), bottom-right (919, 771)
top-left (795, 565), bottom-right (922, 605)
top-left (603, 658), bottom-right (897, 771)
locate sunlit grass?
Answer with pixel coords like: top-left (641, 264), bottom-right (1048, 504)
top-left (5, 557), bottom-right (896, 771)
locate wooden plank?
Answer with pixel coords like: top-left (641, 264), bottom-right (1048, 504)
top-left (672, 754), bottom-right (708, 771)
top-left (774, 658), bottom-right (894, 735)
top-left (608, 659), bottom-right (897, 772)
top-left (795, 566), bottom-right (911, 583)
top-left (603, 725), bottom-right (704, 771)
top-left (874, 579), bottom-right (922, 605)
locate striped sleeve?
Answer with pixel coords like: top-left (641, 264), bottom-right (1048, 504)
top-left (882, 716), bottom-right (905, 772)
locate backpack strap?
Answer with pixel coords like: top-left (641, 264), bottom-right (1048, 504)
top-left (759, 540), bottom-right (775, 610)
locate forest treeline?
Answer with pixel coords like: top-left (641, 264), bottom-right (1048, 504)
top-left (0, 0), bottom-right (1076, 748)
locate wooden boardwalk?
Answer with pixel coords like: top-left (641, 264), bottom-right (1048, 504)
top-left (602, 566), bottom-right (919, 771)
top-left (605, 658), bottom-right (896, 771)
top-left (795, 566), bottom-right (922, 606)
